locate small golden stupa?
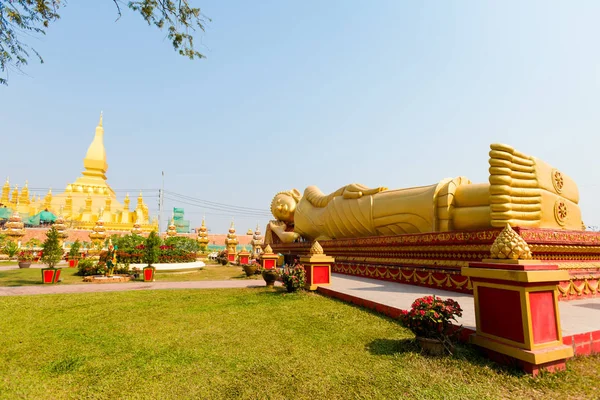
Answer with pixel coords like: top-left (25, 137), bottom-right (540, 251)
top-left (89, 211), bottom-right (107, 245)
top-left (197, 218), bottom-right (209, 249)
top-left (54, 207), bottom-right (69, 247)
top-left (4, 207), bottom-right (25, 244)
top-left (166, 218), bottom-right (178, 237)
top-left (250, 224), bottom-right (263, 257)
top-left (225, 221), bottom-right (239, 254)
top-left (131, 221), bottom-right (143, 236)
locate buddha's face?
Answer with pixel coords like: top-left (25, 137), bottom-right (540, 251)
top-left (271, 193), bottom-right (297, 223)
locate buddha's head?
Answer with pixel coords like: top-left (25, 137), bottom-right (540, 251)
top-left (271, 189), bottom-right (301, 223)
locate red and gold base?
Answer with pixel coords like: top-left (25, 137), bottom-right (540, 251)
top-left (238, 250), bottom-right (250, 265)
top-left (462, 261), bottom-right (574, 375)
top-left (300, 253), bottom-right (334, 291)
top-left (227, 252), bottom-right (237, 263)
top-left (271, 227), bottom-right (600, 300)
top-left (260, 252), bottom-right (279, 270)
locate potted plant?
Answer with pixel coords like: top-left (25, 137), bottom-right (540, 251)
top-left (281, 263), bottom-right (306, 293)
top-left (17, 250), bottom-right (34, 268)
top-left (241, 262), bottom-right (258, 277)
top-left (143, 231), bottom-right (161, 282)
top-left (261, 267), bottom-right (279, 288)
top-left (68, 239), bottom-right (82, 267)
top-left (40, 227), bottom-right (65, 284)
top-left (399, 295), bottom-right (463, 356)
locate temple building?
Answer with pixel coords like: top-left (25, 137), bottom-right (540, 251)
top-left (2, 114), bottom-right (158, 232)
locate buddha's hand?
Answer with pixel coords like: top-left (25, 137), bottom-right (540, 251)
top-left (342, 184), bottom-right (388, 199)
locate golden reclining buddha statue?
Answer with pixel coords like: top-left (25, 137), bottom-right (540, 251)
top-left (267, 143), bottom-right (583, 244)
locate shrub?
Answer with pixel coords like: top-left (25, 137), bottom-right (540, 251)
top-left (3, 241), bottom-right (19, 258)
top-left (399, 295), bottom-right (462, 341)
top-left (17, 250), bottom-right (34, 262)
top-left (76, 259), bottom-right (98, 276)
top-left (281, 263), bottom-right (306, 292)
top-left (41, 227), bottom-right (64, 268)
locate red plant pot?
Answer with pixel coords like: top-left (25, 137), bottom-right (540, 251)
top-left (68, 259), bottom-right (79, 268)
top-left (143, 266), bottom-right (155, 282)
top-left (41, 268), bottom-right (62, 284)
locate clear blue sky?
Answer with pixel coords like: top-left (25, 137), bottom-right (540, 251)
top-left (1, 1), bottom-right (599, 233)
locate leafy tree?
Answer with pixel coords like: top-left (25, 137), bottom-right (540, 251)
top-left (164, 236), bottom-right (200, 252)
top-left (112, 233), bottom-right (145, 252)
top-left (0, 1), bottom-right (210, 84)
top-left (68, 239), bottom-right (81, 259)
top-left (41, 226), bottom-right (63, 268)
top-left (143, 230), bottom-right (161, 267)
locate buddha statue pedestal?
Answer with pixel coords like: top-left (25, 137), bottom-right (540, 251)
top-left (238, 249), bottom-right (250, 265)
top-left (300, 241), bottom-right (334, 291)
top-left (260, 245), bottom-right (279, 270)
top-left (462, 261), bottom-right (573, 376)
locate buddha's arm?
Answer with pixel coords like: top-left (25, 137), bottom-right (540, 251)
top-left (268, 221), bottom-right (300, 243)
top-left (304, 184), bottom-right (388, 207)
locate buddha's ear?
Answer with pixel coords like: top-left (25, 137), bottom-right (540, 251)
top-left (291, 189), bottom-right (302, 201)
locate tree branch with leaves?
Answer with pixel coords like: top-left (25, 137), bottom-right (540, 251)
top-left (0, 0), bottom-right (210, 85)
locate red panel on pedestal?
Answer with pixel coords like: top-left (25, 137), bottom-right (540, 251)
top-left (529, 291), bottom-right (559, 344)
top-left (478, 286), bottom-right (524, 343)
top-left (313, 265), bottom-right (330, 284)
top-left (240, 256), bottom-right (249, 264)
top-left (228, 254), bottom-right (236, 262)
top-left (304, 265), bottom-right (312, 283)
top-left (264, 259), bottom-right (275, 269)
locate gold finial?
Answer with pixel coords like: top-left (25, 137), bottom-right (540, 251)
top-left (490, 224), bottom-right (533, 260)
top-left (264, 244), bottom-right (273, 254)
top-left (309, 241), bottom-right (324, 255)
top-left (99, 111), bottom-right (103, 127)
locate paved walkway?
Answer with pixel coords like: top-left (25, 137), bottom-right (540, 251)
top-left (0, 280), bottom-right (278, 297)
top-left (323, 274), bottom-right (600, 338)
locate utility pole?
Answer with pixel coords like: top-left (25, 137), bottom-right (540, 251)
top-left (159, 171), bottom-right (165, 233)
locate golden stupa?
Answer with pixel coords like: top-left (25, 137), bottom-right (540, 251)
top-left (2, 114), bottom-right (158, 232)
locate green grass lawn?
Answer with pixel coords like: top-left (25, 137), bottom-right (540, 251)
top-left (0, 289), bottom-right (597, 399)
top-left (0, 264), bottom-right (260, 286)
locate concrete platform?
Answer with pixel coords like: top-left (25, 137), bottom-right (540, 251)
top-left (319, 274), bottom-right (600, 356)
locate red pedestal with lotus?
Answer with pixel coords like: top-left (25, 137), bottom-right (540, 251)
top-left (238, 249), bottom-right (250, 265)
top-left (463, 261), bottom-right (573, 375)
top-left (260, 245), bottom-right (279, 270)
top-left (300, 241), bottom-right (334, 291)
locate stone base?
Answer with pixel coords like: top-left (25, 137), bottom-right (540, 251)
top-left (83, 274), bottom-right (132, 283)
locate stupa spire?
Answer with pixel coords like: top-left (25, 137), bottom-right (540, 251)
top-left (82, 111), bottom-right (108, 180)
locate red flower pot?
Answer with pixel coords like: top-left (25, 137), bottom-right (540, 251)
top-left (41, 268), bottom-right (62, 284)
top-left (143, 266), bottom-right (155, 282)
top-left (68, 259), bottom-right (79, 268)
